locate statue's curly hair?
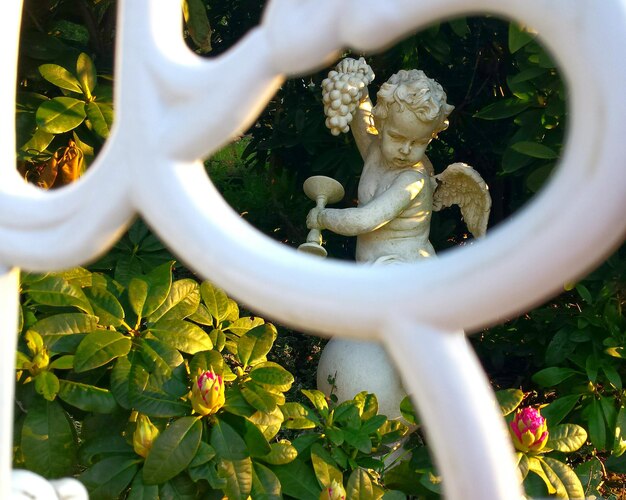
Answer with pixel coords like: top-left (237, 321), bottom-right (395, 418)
top-left (373, 69), bottom-right (454, 135)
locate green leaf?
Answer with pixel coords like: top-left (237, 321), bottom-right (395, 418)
top-left (249, 362), bottom-right (294, 390)
top-left (128, 278), bottom-right (149, 319)
top-left (128, 360), bottom-right (190, 417)
top-left (210, 418), bottom-right (249, 460)
top-left (237, 324), bottom-right (277, 367)
top-left (241, 383), bottom-right (278, 413)
top-left (496, 389), bottom-right (524, 416)
top-left (218, 413), bottom-right (271, 458)
top-left (148, 319), bottom-right (212, 354)
top-left (187, 303), bottom-right (213, 326)
top-left (189, 349), bottom-right (225, 375)
top-left (201, 281), bottom-right (230, 324)
top-left (532, 367), bottom-right (579, 387)
top-left (589, 398), bottom-right (607, 450)
top-left (259, 441), bottom-right (298, 465)
top-left (301, 389), bottom-right (329, 415)
top-left (541, 394), bottom-right (580, 426)
top-left (516, 452), bottom-right (530, 480)
top-left (510, 67), bottom-right (548, 84)
top-left (34, 371), bottom-right (59, 401)
top-left (474, 98), bottom-right (530, 120)
top-left (38, 64), bottom-right (82, 93)
top-left (613, 405), bottom-right (626, 457)
top-left (80, 456), bottom-right (140, 500)
top-left (183, 0), bottom-right (213, 54)
top-left (127, 473), bottom-right (160, 500)
top-left (76, 52), bottom-right (97, 97)
top-left (346, 468), bottom-right (374, 499)
top-left (159, 474), bottom-right (198, 498)
top-left (85, 101), bottom-right (112, 139)
top-left (281, 402), bottom-right (318, 429)
top-left (361, 415), bottom-right (387, 435)
top-left (343, 428), bottom-right (372, 454)
top-left (449, 17), bottom-right (470, 37)
top-left (218, 458), bottom-right (253, 500)
top-left (139, 338), bottom-right (184, 375)
top-left (84, 286), bottom-right (125, 327)
top-left (21, 399), bottom-right (76, 477)
top-left (511, 141), bottom-right (558, 159)
top-left (223, 386), bottom-right (256, 418)
top-left (27, 275), bottom-right (93, 314)
top-left (541, 457), bottom-right (585, 499)
top-left (225, 316), bottom-right (265, 336)
top-left (143, 261), bottom-right (174, 317)
top-left (251, 462), bottom-right (282, 500)
top-left (527, 456), bottom-right (556, 495)
top-left (58, 380), bottom-right (118, 413)
top-left (399, 396), bottom-right (418, 424)
top-left (74, 331), bottom-right (132, 372)
top-left (603, 364), bottom-right (622, 390)
top-left (353, 392), bottom-right (378, 421)
top-left (48, 354), bottom-right (74, 369)
top-left (271, 458), bottom-right (322, 500)
top-left (509, 23), bottom-right (535, 53)
top-left (546, 424), bottom-right (587, 453)
top-left (143, 417), bottom-right (202, 484)
top-left (147, 279), bottom-right (200, 323)
top-left (36, 97), bottom-right (86, 133)
top-left (311, 443), bottom-right (342, 488)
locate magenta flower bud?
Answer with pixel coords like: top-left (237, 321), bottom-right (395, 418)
top-left (190, 370), bottom-right (225, 416)
top-left (509, 407), bottom-right (549, 453)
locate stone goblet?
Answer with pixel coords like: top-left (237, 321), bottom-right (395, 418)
top-left (298, 175), bottom-right (344, 257)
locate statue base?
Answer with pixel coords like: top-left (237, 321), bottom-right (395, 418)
top-left (316, 338), bottom-right (406, 420)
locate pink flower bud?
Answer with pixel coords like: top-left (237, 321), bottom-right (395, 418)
top-left (133, 414), bottom-right (159, 458)
top-left (509, 407), bottom-right (549, 453)
top-left (319, 479), bottom-right (346, 500)
top-left (190, 370), bottom-right (225, 416)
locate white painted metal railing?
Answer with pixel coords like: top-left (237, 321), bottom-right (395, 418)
top-left (2, 0), bottom-right (626, 498)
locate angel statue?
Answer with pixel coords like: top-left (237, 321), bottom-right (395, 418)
top-left (306, 58), bottom-right (491, 419)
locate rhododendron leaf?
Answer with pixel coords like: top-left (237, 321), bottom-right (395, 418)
top-left (21, 399), bottom-right (76, 478)
top-left (143, 416), bottom-right (202, 484)
top-left (84, 285), bottom-right (125, 327)
top-left (540, 457), bottom-right (585, 499)
top-left (546, 424), bottom-right (587, 453)
top-left (496, 389), bottom-right (524, 416)
top-left (201, 281), bottom-right (230, 324)
top-left (346, 468), bottom-right (375, 500)
top-left (74, 331), bottom-right (131, 372)
top-left (237, 324), bottom-right (277, 368)
top-left (149, 319), bottom-right (212, 354)
top-left (210, 418), bottom-right (249, 461)
top-left (80, 456), bottom-right (139, 499)
top-left (58, 380), bottom-right (117, 413)
top-left (218, 457), bottom-right (253, 500)
top-left (147, 278), bottom-right (200, 323)
top-left (34, 371), bottom-right (59, 401)
top-left (251, 462), bottom-right (282, 499)
top-left (259, 442), bottom-right (298, 465)
top-left (219, 413), bottom-right (271, 458)
top-left (311, 443), bottom-right (342, 488)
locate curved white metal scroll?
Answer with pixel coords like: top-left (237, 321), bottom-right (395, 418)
top-left (2, 0), bottom-right (626, 498)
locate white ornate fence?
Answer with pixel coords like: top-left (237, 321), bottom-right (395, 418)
top-left (2, 0), bottom-right (626, 498)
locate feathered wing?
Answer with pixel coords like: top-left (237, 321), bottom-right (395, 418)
top-left (432, 162), bottom-right (492, 238)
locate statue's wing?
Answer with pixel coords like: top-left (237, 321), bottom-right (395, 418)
top-left (433, 162), bottom-right (491, 238)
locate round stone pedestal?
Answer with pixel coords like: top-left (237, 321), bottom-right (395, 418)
top-left (317, 338), bottom-right (406, 419)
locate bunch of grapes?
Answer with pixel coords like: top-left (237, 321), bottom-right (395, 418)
top-left (321, 57), bottom-right (374, 136)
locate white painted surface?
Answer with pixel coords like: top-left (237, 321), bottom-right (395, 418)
top-left (2, 0), bottom-right (626, 498)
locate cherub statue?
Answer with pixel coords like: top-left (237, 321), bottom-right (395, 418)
top-left (309, 58), bottom-right (491, 419)
top-left (306, 58), bottom-right (491, 264)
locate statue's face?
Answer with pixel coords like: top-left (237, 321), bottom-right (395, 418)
top-left (380, 107), bottom-right (438, 169)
